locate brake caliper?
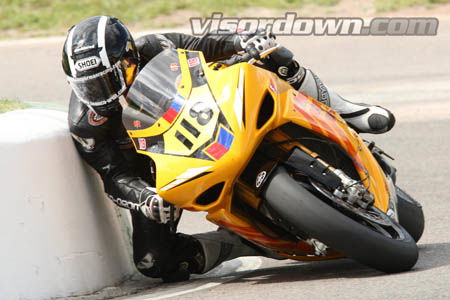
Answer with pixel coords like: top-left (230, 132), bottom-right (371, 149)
top-left (332, 169), bottom-right (374, 209)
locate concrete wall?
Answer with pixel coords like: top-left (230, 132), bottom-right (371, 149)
top-left (0, 109), bottom-right (134, 300)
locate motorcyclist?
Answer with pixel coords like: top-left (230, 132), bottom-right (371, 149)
top-left (62, 15), bottom-right (395, 282)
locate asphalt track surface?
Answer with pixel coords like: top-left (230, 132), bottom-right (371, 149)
top-left (1, 20), bottom-right (449, 300)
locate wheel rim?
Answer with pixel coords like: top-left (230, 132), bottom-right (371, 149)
top-left (309, 179), bottom-right (407, 241)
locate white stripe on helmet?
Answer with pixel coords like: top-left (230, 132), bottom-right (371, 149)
top-left (97, 16), bottom-right (111, 68)
top-left (66, 26), bottom-right (77, 76)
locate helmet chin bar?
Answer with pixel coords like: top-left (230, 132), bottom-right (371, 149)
top-left (92, 100), bottom-right (122, 117)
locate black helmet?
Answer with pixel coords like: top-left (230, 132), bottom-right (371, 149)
top-left (62, 16), bottom-right (139, 116)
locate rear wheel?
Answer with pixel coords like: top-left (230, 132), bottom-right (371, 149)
top-left (396, 186), bottom-right (424, 242)
top-left (262, 166), bottom-right (418, 273)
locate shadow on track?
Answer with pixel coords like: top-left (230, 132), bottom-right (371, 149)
top-left (231, 242), bottom-right (450, 285)
top-left (413, 242), bottom-right (450, 272)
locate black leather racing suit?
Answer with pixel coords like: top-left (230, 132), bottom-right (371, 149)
top-left (68, 32), bottom-right (292, 279)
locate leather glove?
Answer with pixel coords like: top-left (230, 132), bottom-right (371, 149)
top-left (235, 28), bottom-right (277, 58)
top-left (139, 187), bottom-right (181, 224)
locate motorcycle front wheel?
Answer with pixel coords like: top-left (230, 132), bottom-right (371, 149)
top-left (396, 186), bottom-right (425, 242)
top-left (262, 166), bottom-right (418, 273)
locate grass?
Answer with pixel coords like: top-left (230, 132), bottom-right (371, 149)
top-left (2, 0), bottom-right (448, 37)
top-left (0, 0), bottom-right (340, 37)
top-left (0, 99), bottom-right (29, 114)
top-left (375, 0), bottom-right (450, 11)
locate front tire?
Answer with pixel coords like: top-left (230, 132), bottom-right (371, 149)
top-left (396, 186), bottom-right (424, 242)
top-left (262, 166), bottom-right (418, 273)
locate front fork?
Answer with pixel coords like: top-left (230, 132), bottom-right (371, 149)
top-left (385, 175), bottom-right (399, 222)
top-left (366, 140), bottom-right (399, 221)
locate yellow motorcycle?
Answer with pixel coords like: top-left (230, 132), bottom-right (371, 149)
top-left (122, 46), bottom-right (424, 273)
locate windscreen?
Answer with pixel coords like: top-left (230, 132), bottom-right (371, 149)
top-left (122, 49), bottom-right (182, 131)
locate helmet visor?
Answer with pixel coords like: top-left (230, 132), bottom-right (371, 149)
top-left (67, 62), bottom-right (127, 107)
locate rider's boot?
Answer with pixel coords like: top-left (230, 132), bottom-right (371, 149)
top-left (160, 228), bottom-right (278, 282)
top-left (277, 60), bottom-right (395, 134)
top-left (192, 228), bottom-right (282, 274)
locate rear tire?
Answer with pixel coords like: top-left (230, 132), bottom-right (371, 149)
top-left (262, 166), bottom-right (418, 273)
top-left (396, 186), bottom-right (424, 242)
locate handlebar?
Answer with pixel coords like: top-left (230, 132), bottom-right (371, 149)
top-left (213, 43), bottom-right (283, 68)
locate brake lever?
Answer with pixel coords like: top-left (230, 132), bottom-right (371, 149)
top-left (214, 44), bottom-right (282, 67)
top-left (248, 44), bottom-right (282, 65)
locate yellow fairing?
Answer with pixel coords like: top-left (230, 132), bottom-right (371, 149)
top-left (126, 49), bottom-right (390, 257)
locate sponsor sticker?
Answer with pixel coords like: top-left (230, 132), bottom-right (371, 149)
top-left (73, 45), bottom-right (96, 53)
top-left (278, 66), bottom-right (289, 77)
top-left (75, 56), bottom-right (101, 72)
top-left (138, 138), bottom-right (147, 150)
top-left (187, 57), bottom-right (200, 68)
top-left (255, 171), bottom-right (267, 188)
top-left (88, 111), bottom-right (108, 126)
top-left (170, 63), bottom-right (179, 71)
top-left (133, 120), bottom-right (142, 128)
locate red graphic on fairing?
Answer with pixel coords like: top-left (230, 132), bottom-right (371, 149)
top-left (293, 93), bottom-right (366, 172)
top-left (216, 220), bottom-right (316, 254)
top-left (204, 126), bottom-right (234, 160)
top-left (162, 94), bottom-right (184, 123)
